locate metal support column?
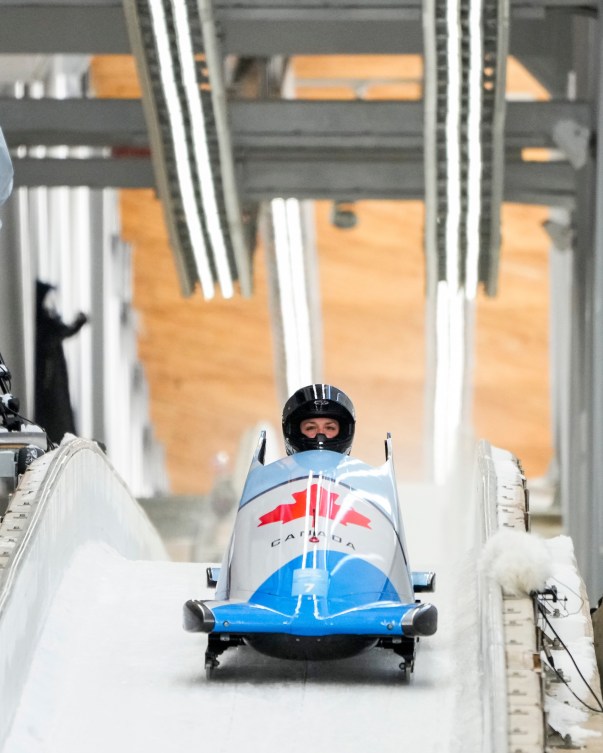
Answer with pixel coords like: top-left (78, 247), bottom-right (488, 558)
top-left (0, 192), bottom-right (35, 415)
top-left (564, 10), bottom-right (603, 603)
top-left (89, 189), bottom-right (108, 445)
top-left (585, 5), bottom-right (603, 603)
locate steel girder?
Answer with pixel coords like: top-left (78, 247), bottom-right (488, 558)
top-left (556, 11), bottom-right (603, 604)
top-left (0, 2), bottom-right (592, 56)
top-left (1, 98), bottom-right (592, 149)
top-left (0, 1), bottom-right (593, 210)
top-left (9, 155), bottom-right (575, 205)
top-left (3, 98), bottom-right (586, 204)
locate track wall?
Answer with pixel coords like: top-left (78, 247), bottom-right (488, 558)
top-left (0, 438), bottom-right (166, 749)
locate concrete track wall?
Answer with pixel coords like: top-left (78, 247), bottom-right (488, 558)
top-left (0, 438), bottom-right (166, 749)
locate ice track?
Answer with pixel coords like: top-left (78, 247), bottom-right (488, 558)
top-left (4, 480), bottom-right (482, 753)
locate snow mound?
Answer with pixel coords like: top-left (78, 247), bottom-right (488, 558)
top-left (480, 529), bottom-right (553, 596)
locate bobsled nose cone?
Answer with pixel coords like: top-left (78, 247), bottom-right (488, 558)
top-left (401, 603), bottom-right (438, 637)
top-left (183, 600), bottom-right (216, 633)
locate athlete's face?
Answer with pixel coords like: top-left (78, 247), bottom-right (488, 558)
top-left (300, 417), bottom-right (340, 439)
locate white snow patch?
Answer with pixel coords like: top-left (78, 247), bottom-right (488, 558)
top-left (540, 536), bottom-right (602, 746)
top-left (545, 697), bottom-right (600, 746)
top-left (4, 505), bottom-right (467, 753)
top-left (480, 529), bottom-right (552, 596)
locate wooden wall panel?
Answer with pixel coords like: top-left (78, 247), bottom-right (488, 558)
top-left (91, 55), bottom-right (552, 493)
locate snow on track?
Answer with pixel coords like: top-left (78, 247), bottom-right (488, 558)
top-left (5, 483), bottom-right (482, 753)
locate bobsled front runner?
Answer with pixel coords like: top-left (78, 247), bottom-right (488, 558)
top-left (184, 433), bottom-right (437, 678)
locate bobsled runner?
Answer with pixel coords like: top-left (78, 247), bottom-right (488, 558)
top-left (183, 432), bottom-right (437, 679)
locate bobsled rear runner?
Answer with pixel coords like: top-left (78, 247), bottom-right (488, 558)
top-left (184, 432), bottom-right (437, 678)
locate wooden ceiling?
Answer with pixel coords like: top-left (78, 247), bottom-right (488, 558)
top-left (91, 55), bottom-right (552, 494)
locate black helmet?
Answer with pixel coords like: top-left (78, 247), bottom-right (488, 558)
top-left (282, 384), bottom-right (355, 455)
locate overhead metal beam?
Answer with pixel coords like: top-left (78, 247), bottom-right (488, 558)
top-left (11, 155), bottom-right (575, 204)
top-left (232, 100), bottom-right (592, 151)
top-left (12, 156), bottom-right (155, 188)
top-left (13, 156), bottom-right (573, 204)
top-left (215, 6), bottom-right (423, 55)
top-left (0, 5), bottom-right (129, 54)
top-left (511, 10), bottom-right (580, 96)
top-left (1, 98), bottom-right (148, 147)
top-left (0, 1), bottom-right (592, 55)
top-left (237, 157), bottom-right (575, 204)
top-left (504, 162), bottom-right (576, 205)
top-left (1, 98), bottom-right (591, 150)
top-left (0, 1), bottom-right (422, 55)
top-left (5, 96), bottom-right (579, 204)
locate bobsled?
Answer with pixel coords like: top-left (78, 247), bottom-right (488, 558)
top-left (184, 432), bottom-right (437, 679)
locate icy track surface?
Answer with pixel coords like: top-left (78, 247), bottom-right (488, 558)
top-left (5, 483), bottom-right (483, 753)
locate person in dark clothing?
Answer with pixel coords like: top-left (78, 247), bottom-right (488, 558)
top-left (35, 281), bottom-right (88, 445)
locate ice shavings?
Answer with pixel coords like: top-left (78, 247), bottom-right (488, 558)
top-left (480, 528), bottom-right (553, 597)
top-left (540, 536), bottom-right (602, 746)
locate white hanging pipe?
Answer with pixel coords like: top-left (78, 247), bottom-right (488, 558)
top-left (171, 0), bottom-right (233, 299)
top-left (143, 0), bottom-right (215, 298)
top-left (198, 0), bottom-right (253, 298)
top-left (271, 197), bottom-right (314, 397)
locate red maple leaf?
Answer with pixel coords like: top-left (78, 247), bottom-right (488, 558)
top-left (258, 484), bottom-right (370, 528)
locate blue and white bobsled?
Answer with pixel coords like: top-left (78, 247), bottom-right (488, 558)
top-left (184, 432), bottom-right (437, 678)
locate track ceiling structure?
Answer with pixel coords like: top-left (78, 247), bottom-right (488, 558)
top-left (0, 0), bottom-right (594, 302)
top-left (1, 0), bottom-right (594, 302)
top-left (2, 0), bottom-right (603, 599)
top-left (0, 0), bottom-right (592, 205)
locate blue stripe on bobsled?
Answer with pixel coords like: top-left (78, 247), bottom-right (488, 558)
top-left (209, 597), bottom-right (414, 637)
top-left (254, 550), bottom-right (400, 604)
top-left (208, 552), bottom-right (413, 637)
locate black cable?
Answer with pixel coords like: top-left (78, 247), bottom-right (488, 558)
top-left (544, 660), bottom-right (603, 715)
top-left (547, 576), bottom-right (586, 618)
top-left (9, 411), bottom-right (58, 449)
top-left (535, 596), bottom-right (603, 714)
top-left (0, 350), bottom-right (58, 448)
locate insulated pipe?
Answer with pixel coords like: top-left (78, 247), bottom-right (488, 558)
top-left (197, 0), bottom-right (252, 297)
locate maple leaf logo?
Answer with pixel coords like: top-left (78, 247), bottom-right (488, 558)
top-left (258, 484), bottom-right (371, 528)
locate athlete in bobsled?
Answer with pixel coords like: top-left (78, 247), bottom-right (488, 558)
top-left (184, 384), bottom-right (437, 679)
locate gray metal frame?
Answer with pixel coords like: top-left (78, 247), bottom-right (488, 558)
top-left (561, 11), bottom-right (603, 603)
top-left (1, 0), bottom-right (603, 598)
